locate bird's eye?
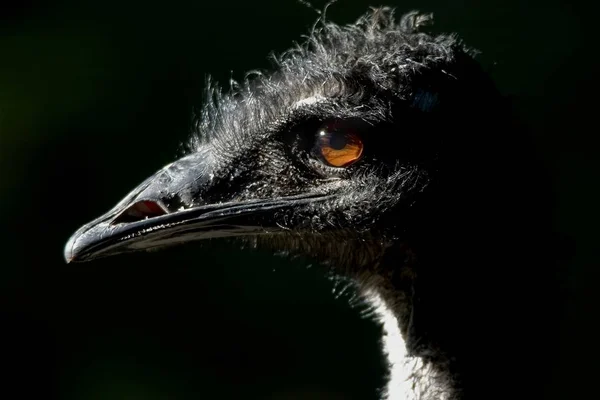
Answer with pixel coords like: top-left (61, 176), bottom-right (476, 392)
top-left (314, 121), bottom-right (364, 168)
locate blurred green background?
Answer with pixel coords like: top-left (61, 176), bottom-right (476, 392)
top-left (1, 0), bottom-right (597, 398)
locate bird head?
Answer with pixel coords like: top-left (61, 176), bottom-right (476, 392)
top-left (64, 9), bottom-right (510, 270)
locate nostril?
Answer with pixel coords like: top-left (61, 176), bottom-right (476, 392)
top-left (111, 200), bottom-right (168, 225)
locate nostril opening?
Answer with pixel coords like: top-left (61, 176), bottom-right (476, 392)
top-left (111, 200), bottom-right (168, 225)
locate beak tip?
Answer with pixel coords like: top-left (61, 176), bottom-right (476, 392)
top-left (64, 232), bottom-right (79, 264)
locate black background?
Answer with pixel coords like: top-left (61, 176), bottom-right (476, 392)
top-left (1, 0), bottom-right (597, 398)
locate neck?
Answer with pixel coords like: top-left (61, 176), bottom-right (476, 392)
top-left (352, 243), bottom-right (459, 400)
top-left (252, 233), bottom-right (460, 399)
top-left (364, 289), bottom-right (454, 400)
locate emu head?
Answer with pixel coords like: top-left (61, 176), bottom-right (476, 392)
top-left (65, 9), bottom-right (510, 272)
top-left (63, 9), bottom-right (556, 400)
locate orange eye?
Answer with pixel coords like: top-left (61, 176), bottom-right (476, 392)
top-left (316, 122), bottom-right (364, 167)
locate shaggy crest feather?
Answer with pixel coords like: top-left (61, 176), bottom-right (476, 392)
top-left (188, 7), bottom-right (471, 153)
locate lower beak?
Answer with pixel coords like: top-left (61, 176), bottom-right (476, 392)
top-left (64, 194), bottom-right (325, 263)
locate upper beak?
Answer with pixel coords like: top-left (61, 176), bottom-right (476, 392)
top-left (64, 151), bottom-right (327, 263)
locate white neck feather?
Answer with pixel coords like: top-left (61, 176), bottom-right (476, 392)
top-left (364, 290), bottom-right (453, 400)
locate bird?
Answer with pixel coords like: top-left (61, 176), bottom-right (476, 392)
top-left (64, 7), bottom-right (556, 400)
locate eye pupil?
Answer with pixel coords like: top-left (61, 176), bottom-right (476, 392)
top-left (329, 131), bottom-right (348, 150)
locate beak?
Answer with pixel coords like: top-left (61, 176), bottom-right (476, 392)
top-left (64, 151), bottom-right (328, 263)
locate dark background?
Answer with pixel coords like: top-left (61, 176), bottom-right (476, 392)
top-left (1, 0), bottom-right (597, 398)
